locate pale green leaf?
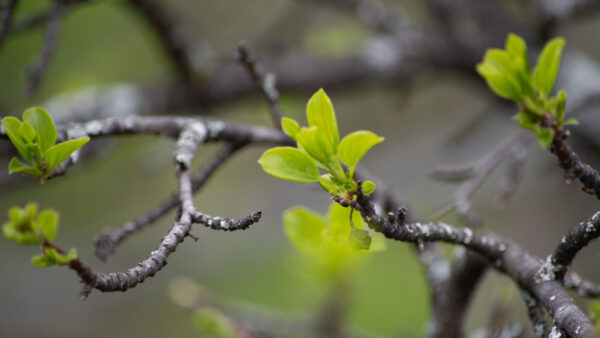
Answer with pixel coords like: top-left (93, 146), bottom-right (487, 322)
top-left (258, 147), bottom-right (319, 183)
top-left (296, 126), bottom-right (337, 170)
top-left (281, 117), bottom-right (301, 140)
top-left (318, 174), bottom-right (343, 195)
top-left (283, 207), bottom-right (326, 255)
top-left (329, 203), bottom-right (364, 238)
top-left (2, 117), bottom-right (32, 163)
top-left (306, 89), bottom-right (339, 156)
top-left (533, 37), bottom-right (565, 96)
top-left (31, 254), bottom-right (55, 268)
top-left (23, 107), bottom-right (57, 153)
top-left (192, 307), bottom-right (235, 338)
top-left (564, 118), bottom-right (579, 126)
top-left (8, 157), bottom-right (41, 176)
top-left (349, 228), bottom-right (371, 250)
top-left (362, 180), bottom-right (376, 195)
top-left (19, 122), bottom-right (37, 144)
top-left (338, 130), bottom-right (384, 172)
top-left (44, 136), bottom-right (90, 172)
top-left (535, 128), bottom-right (554, 148)
top-left (37, 209), bottom-right (58, 241)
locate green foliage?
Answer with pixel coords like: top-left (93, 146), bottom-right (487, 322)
top-left (259, 89), bottom-right (384, 199)
top-left (477, 34), bottom-right (575, 149)
top-left (3, 203), bottom-right (77, 267)
top-left (191, 307), bottom-right (236, 338)
top-left (590, 301), bottom-right (600, 332)
top-left (283, 203), bottom-right (385, 277)
top-left (1, 107), bottom-right (90, 182)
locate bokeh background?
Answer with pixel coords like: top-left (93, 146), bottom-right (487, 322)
top-left (1, 0), bottom-right (600, 337)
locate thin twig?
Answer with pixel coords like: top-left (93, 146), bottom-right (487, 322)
top-left (236, 41), bottom-right (283, 130)
top-left (94, 142), bottom-right (246, 261)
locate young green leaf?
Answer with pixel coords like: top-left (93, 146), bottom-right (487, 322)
top-left (506, 33), bottom-right (529, 75)
top-left (48, 247), bottom-right (77, 264)
top-left (31, 254), bottom-right (55, 268)
top-left (19, 122), bottom-right (37, 144)
top-left (296, 126), bottom-right (337, 170)
top-left (258, 147), bottom-right (319, 183)
top-left (476, 50), bottom-right (523, 101)
top-left (564, 118), bottom-right (579, 126)
top-left (192, 307), bottom-right (236, 338)
top-left (349, 228), bottom-right (371, 250)
top-left (318, 174), bottom-right (343, 195)
top-left (44, 136), bottom-right (90, 172)
top-left (283, 207), bottom-right (326, 255)
top-left (37, 209), bottom-right (58, 241)
top-left (533, 37), bottom-right (565, 97)
top-left (338, 131), bottom-right (384, 173)
top-left (3, 223), bottom-right (39, 245)
top-left (2, 117), bottom-right (32, 163)
top-left (306, 89), bottom-right (339, 156)
top-left (8, 158), bottom-right (42, 176)
top-left (362, 180), bottom-right (376, 195)
top-left (23, 107), bottom-right (57, 153)
top-left (281, 117), bottom-right (301, 140)
top-left (556, 90), bottom-right (567, 122)
top-left (329, 203), bottom-right (364, 238)
top-left (535, 128), bottom-right (554, 148)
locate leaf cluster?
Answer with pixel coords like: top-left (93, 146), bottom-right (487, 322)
top-left (258, 89), bottom-right (382, 197)
top-left (2, 203), bottom-right (77, 267)
top-left (476, 34), bottom-right (577, 148)
top-left (2, 107), bottom-right (89, 182)
top-left (284, 203), bottom-right (385, 276)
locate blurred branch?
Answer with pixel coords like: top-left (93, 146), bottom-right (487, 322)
top-left (0, 0), bottom-right (17, 48)
top-left (23, 0), bottom-right (65, 95)
top-left (128, 0), bottom-right (203, 80)
top-left (430, 132), bottom-right (531, 227)
top-left (235, 41), bottom-right (283, 130)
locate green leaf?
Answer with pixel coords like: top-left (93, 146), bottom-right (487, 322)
top-left (506, 33), bottom-right (529, 75)
top-left (3, 223), bottom-right (39, 245)
top-left (44, 136), bottom-right (90, 173)
top-left (19, 122), bottom-right (37, 144)
top-left (296, 126), bottom-right (338, 170)
top-left (31, 254), bottom-right (55, 268)
top-left (329, 203), bottom-right (364, 237)
top-left (513, 112), bottom-right (537, 131)
top-left (556, 90), bottom-right (567, 122)
top-left (362, 180), bottom-right (376, 195)
top-left (564, 118), bottom-right (579, 126)
top-left (37, 209), bottom-right (58, 241)
top-left (8, 157), bottom-right (42, 176)
top-left (23, 107), bottom-right (57, 153)
top-left (258, 147), bottom-right (319, 183)
top-left (2, 117), bottom-right (32, 163)
top-left (283, 207), bottom-right (326, 255)
top-left (349, 228), bottom-right (371, 250)
top-left (192, 307), bottom-right (235, 338)
top-left (318, 174), bottom-right (343, 195)
top-left (338, 131), bottom-right (384, 173)
top-left (48, 248), bottom-right (77, 264)
top-left (476, 50), bottom-right (523, 101)
top-left (533, 37), bottom-right (565, 97)
top-left (535, 128), bottom-right (554, 148)
top-left (306, 89), bottom-right (339, 156)
top-left (281, 117), bottom-right (301, 140)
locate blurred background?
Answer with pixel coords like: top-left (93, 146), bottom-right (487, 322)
top-left (1, 0), bottom-right (600, 337)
